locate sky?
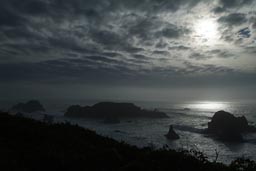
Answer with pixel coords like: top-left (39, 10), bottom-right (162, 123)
top-left (1, 0), bottom-right (256, 102)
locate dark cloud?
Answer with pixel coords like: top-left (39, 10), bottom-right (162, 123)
top-left (212, 0), bottom-right (254, 13)
top-left (85, 55), bottom-right (119, 64)
top-left (0, 55), bottom-right (236, 83)
top-left (153, 50), bottom-right (170, 56)
top-left (157, 24), bottom-right (190, 39)
top-left (0, 57), bottom-right (136, 83)
top-left (237, 27), bottom-right (251, 38)
top-left (133, 54), bottom-right (149, 60)
top-left (89, 30), bottom-right (124, 48)
top-left (0, 0), bottom-right (255, 96)
top-left (124, 47), bottom-right (145, 54)
top-left (0, 5), bottom-right (26, 27)
top-left (157, 27), bottom-right (181, 39)
top-left (47, 36), bottom-right (95, 54)
top-left (12, 0), bottom-right (49, 15)
top-left (128, 17), bottom-right (158, 40)
top-left (183, 61), bottom-right (235, 73)
top-left (245, 46), bottom-right (256, 54)
top-left (0, 0), bottom-right (192, 64)
top-left (128, 58), bottom-right (150, 65)
top-left (218, 13), bottom-right (248, 26)
top-left (189, 50), bottom-right (235, 60)
top-left (218, 0), bottom-right (253, 8)
top-left (212, 6), bottom-right (226, 14)
top-left (102, 52), bottom-right (123, 58)
top-left (207, 49), bottom-right (234, 58)
top-left (88, 29), bottom-right (143, 53)
top-left (128, 16), bottom-right (190, 44)
top-left (219, 29), bottom-right (234, 42)
top-left (155, 40), bottom-right (169, 49)
top-left (108, 0), bottom-right (203, 13)
top-left (168, 45), bottom-right (190, 51)
top-left (188, 53), bottom-right (211, 60)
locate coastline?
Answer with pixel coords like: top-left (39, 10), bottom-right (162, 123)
top-left (1, 111), bottom-right (255, 171)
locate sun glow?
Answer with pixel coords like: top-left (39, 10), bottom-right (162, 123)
top-left (194, 19), bottom-right (218, 42)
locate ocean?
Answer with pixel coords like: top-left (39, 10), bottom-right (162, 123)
top-left (3, 100), bottom-right (256, 164)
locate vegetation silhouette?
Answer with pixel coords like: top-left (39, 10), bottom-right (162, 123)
top-left (0, 112), bottom-right (255, 171)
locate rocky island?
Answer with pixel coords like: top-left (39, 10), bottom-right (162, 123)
top-left (65, 102), bottom-right (168, 118)
top-left (205, 110), bottom-right (256, 142)
top-left (165, 125), bottom-right (180, 140)
top-left (11, 100), bottom-right (45, 113)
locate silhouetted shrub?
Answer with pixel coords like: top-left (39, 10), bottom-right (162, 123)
top-left (230, 158), bottom-right (256, 171)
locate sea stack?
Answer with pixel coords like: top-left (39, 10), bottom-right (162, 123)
top-left (165, 125), bottom-right (180, 140)
top-left (206, 110), bottom-right (256, 142)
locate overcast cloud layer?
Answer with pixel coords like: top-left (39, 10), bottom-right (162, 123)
top-left (1, 0), bottom-right (256, 101)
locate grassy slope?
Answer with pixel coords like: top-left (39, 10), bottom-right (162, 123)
top-left (0, 112), bottom-right (255, 171)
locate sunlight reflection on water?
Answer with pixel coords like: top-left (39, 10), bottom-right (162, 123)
top-left (186, 101), bottom-right (229, 111)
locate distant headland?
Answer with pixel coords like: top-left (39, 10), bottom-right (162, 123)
top-left (65, 102), bottom-right (168, 118)
top-left (10, 100), bottom-right (45, 113)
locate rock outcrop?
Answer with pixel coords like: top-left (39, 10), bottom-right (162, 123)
top-left (206, 110), bottom-right (256, 142)
top-left (65, 102), bottom-right (168, 118)
top-left (11, 100), bottom-right (45, 113)
top-left (165, 125), bottom-right (180, 140)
